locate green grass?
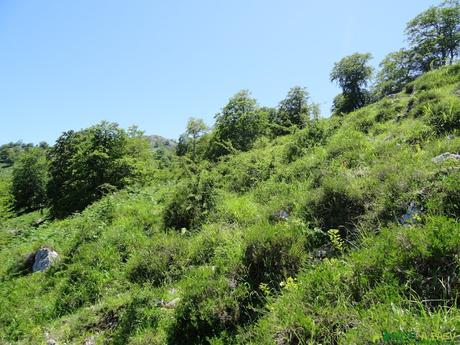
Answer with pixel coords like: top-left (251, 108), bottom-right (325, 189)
top-left (0, 64), bottom-right (459, 344)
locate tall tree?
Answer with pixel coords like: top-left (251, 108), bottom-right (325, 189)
top-left (186, 118), bottom-right (208, 162)
top-left (47, 121), bottom-right (141, 218)
top-left (213, 90), bottom-right (266, 154)
top-left (375, 49), bottom-right (420, 97)
top-left (271, 87), bottom-right (312, 135)
top-left (406, 0), bottom-right (460, 71)
top-left (11, 148), bottom-right (48, 211)
top-left (330, 53), bottom-right (373, 114)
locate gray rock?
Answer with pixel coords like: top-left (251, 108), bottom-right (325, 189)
top-left (432, 152), bottom-right (460, 164)
top-left (33, 248), bottom-right (59, 272)
top-left (44, 332), bottom-right (58, 345)
top-left (270, 209), bottom-right (289, 222)
top-left (157, 298), bottom-right (180, 309)
top-left (399, 202), bottom-right (422, 225)
top-left (83, 336), bottom-right (95, 345)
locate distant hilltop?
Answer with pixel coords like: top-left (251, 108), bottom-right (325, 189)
top-left (145, 134), bottom-right (176, 150)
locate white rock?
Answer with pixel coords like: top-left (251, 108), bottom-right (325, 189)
top-left (431, 152), bottom-right (460, 163)
top-left (32, 248), bottom-right (59, 272)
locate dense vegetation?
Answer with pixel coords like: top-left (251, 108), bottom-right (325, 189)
top-left (0, 2), bottom-right (459, 344)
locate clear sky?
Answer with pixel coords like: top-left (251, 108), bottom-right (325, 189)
top-left (0, 0), bottom-right (437, 144)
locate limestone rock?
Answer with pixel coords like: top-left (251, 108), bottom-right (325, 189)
top-left (432, 152), bottom-right (460, 163)
top-left (33, 248), bottom-right (59, 272)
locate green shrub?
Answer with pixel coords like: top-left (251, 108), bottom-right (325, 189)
top-left (303, 174), bottom-right (367, 231)
top-left (352, 217), bottom-right (460, 307)
top-left (425, 94), bottom-right (460, 135)
top-left (426, 170), bottom-right (460, 219)
top-left (163, 171), bottom-right (217, 230)
top-left (168, 268), bottom-right (249, 344)
top-left (220, 151), bottom-right (276, 193)
top-left (284, 120), bottom-right (327, 162)
top-left (54, 265), bottom-right (111, 316)
top-left (127, 234), bottom-right (189, 286)
top-left (111, 290), bottom-right (160, 345)
top-left (242, 224), bottom-right (307, 293)
top-left (11, 148), bottom-right (48, 212)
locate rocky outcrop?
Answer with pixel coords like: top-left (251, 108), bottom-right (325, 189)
top-left (432, 152), bottom-right (460, 163)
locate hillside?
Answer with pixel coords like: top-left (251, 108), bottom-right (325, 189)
top-left (0, 64), bottom-right (459, 344)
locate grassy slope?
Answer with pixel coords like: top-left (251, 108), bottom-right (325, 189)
top-left (0, 65), bottom-right (459, 344)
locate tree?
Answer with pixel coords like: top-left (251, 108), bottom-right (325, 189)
top-left (330, 53), bottom-right (373, 114)
top-left (270, 87), bottom-right (312, 135)
top-left (47, 121), bottom-right (139, 218)
top-left (11, 148), bottom-right (48, 211)
top-left (212, 90), bottom-right (266, 155)
top-left (186, 118), bottom-right (208, 162)
top-left (176, 133), bottom-right (190, 157)
top-left (374, 49), bottom-right (420, 97)
top-left (406, 0), bottom-right (460, 71)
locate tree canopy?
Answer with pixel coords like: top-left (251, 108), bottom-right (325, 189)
top-left (11, 148), bottom-right (48, 212)
top-left (270, 86), bottom-right (313, 134)
top-left (47, 121), bottom-right (144, 218)
top-left (330, 53), bottom-right (373, 114)
top-left (375, 49), bottom-right (420, 97)
top-left (211, 90), bottom-right (266, 157)
top-left (406, 0), bottom-right (460, 71)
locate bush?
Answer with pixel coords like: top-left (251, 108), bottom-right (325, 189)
top-left (219, 151), bottom-right (275, 193)
top-left (303, 174), bottom-right (367, 231)
top-left (168, 268), bottom-right (249, 344)
top-left (242, 224), bottom-right (307, 293)
top-left (284, 120), bottom-right (327, 163)
top-left (127, 234), bottom-right (189, 286)
top-left (426, 170), bottom-right (460, 219)
top-left (163, 171), bottom-right (218, 230)
top-left (111, 290), bottom-right (160, 345)
top-left (352, 217), bottom-right (460, 307)
top-left (425, 94), bottom-right (460, 135)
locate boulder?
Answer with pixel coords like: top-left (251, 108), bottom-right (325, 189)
top-left (431, 152), bottom-right (460, 164)
top-left (33, 248), bottom-right (59, 272)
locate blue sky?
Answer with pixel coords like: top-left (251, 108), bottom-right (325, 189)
top-left (0, 0), bottom-right (437, 144)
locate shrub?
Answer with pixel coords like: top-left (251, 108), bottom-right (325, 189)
top-left (242, 224), bottom-right (307, 293)
top-left (163, 171), bottom-right (217, 230)
top-left (426, 170), bottom-right (460, 219)
top-left (168, 268), bottom-right (249, 344)
top-left (425, 94), bottom-right (460, 135)
top-left (54, 265), bottom-right (111, 316)
top-left (111, 290), bottom-right (160, 345)
top-left (284, 120), bottom-right (327, 163)
top-left (219, 151), bottom-right (275, 193)
top-left (303, 174), bottom-right (367, 231)
top-left (127, 234), bottom-right (189, 286)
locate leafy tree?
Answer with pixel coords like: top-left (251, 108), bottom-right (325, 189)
top-left (11, 148), bottom-right (48, 211)
top-left (374, 49), bottom-right (420, 97)
top-left (330, 53), bottom-right (373, 114)
top-left (47, 121), bottom-right (140, 218)
top-left (270, 87), bottom-right (312, 135)
top-left (186, 118), bottom-right (208, 162)
top-left (406, 0), bottom-right (460, 71)
top-left (176, 133), bottom-right (190, 157)
top-left (0, 141), bottom-right (34, 166)
top-left (212, 90), bottom-right (266, 156)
